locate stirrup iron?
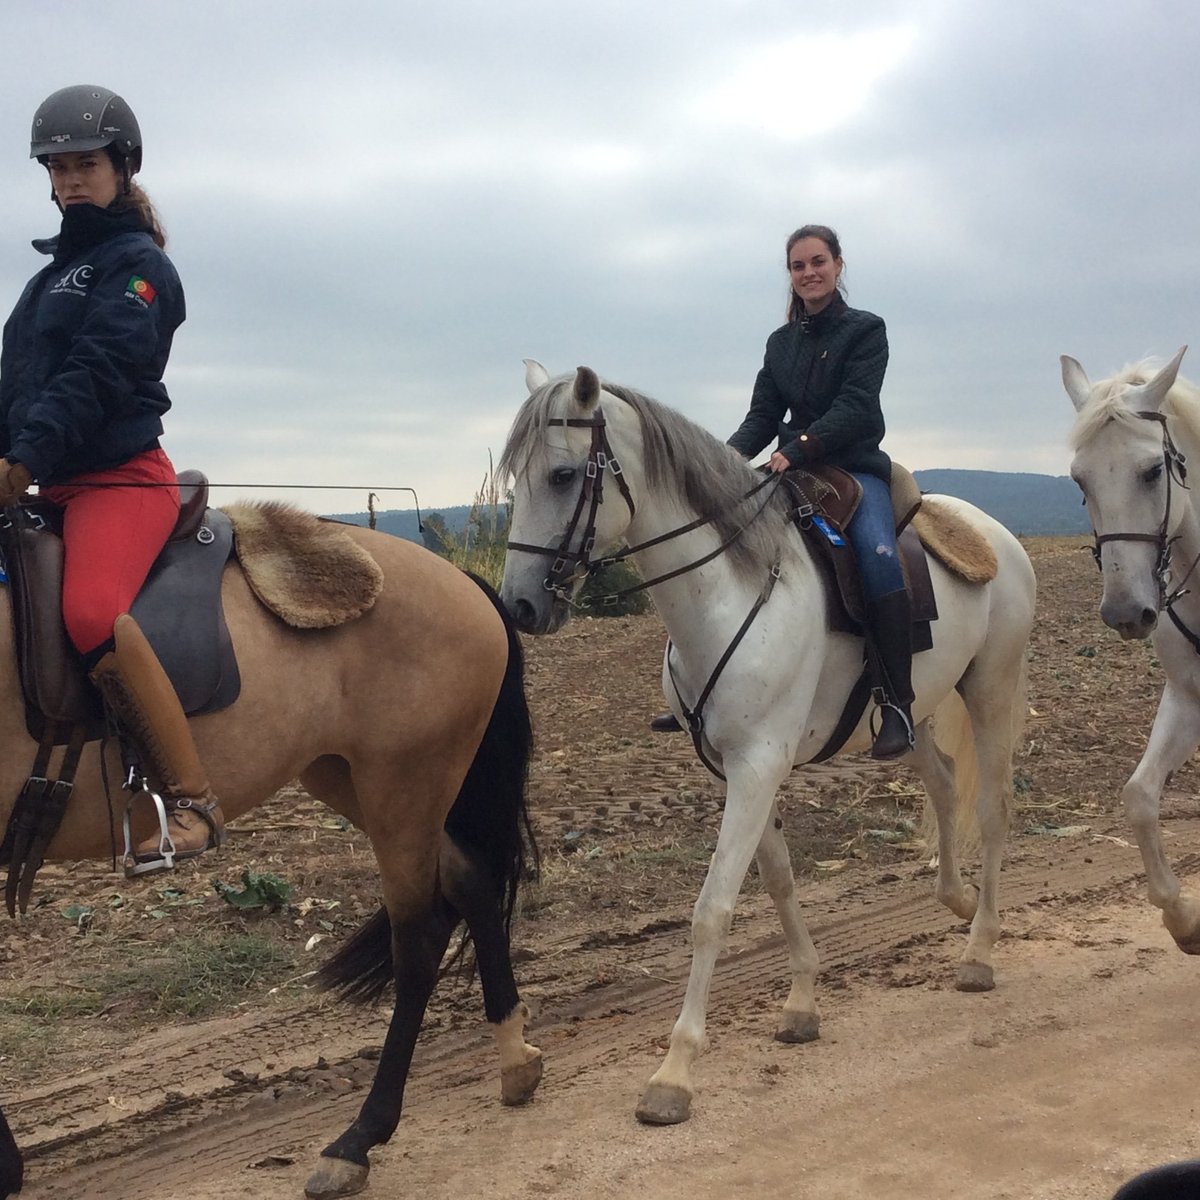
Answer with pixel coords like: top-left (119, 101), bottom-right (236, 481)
top-left (122, 784), bottom-right (177, 876)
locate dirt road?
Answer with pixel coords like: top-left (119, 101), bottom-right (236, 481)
top-left (20, 821), bottom-right (1200, 1200)
top-left (8, 537), bottom-right (1200, 1199)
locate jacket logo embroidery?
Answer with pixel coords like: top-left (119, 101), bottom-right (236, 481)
top-left (50, 264), bottom-right (93, 297)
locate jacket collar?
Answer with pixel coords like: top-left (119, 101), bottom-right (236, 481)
top-left (797, 292), bottom-right (847, 334)
top-left (33, 203), bottom-right (148, 263)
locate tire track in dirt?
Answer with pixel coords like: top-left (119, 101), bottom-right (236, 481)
top-left (22, 823), bottom-right (1195, 1199)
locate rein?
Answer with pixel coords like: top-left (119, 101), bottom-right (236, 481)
top-left (1090, 410), bottom-right (1200, 639)
top-left (505, 411), bottom-right (783, 608)
top-left (507, 406), bottom-right (789, 779)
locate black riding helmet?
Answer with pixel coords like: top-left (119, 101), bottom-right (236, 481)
top-left (30, 85), bottom-right (142, 179)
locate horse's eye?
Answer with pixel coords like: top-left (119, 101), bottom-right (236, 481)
top-left (549, 467), bottom-right (576, 487)
top-left (1142, 462), bottom-right (1164, 485)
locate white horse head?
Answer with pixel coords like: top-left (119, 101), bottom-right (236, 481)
top-left (1065, 346), bottom-right (1191, 638)
top-left (499, 363), bottom-right (646, 633)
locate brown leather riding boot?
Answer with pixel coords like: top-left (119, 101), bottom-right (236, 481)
top-left (89, 613), bottom-right (226, 875)
top-left (865, 590), bottom-right (916, 760)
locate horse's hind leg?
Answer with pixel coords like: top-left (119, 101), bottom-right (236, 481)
top-left (755, 804), bottom-right (820, 1044)
top-left (439, 836), bottom-right (542, 1104)
top-left (307, 893), bottom-right (456, 1199)
top-left (1122, 680), bottom-right (1200, 951)
top-left (910, 715), bottom-right (980, 925)
top-left (953, 660), bottom-right (1024, 993)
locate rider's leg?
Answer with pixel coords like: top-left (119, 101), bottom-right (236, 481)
top-left (48, 451), bottom-right (224, 871)
top-left (847, 473), bottom-right (913, 759)
top-left (88, 614), bottom-right (226, 868)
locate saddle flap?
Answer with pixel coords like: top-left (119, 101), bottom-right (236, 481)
top-left (800, 522), bottom-right (938, 648)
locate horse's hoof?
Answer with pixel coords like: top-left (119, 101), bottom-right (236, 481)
top-left (1161, 905), bottom-right (1200, 954)
top-left (305, 1155), bottom-right (370, 1199)
top-left (774, 1011), bottom-right (820, 1044)
top-left (501, 1050), bottom-right (544, 1105)
top-left (636, 1083), bottom-right (692, 1125)
top-left (956, 960), bottom-right (995, 993)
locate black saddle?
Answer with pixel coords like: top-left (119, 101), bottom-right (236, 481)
top-left (0, 469), bottom-right (241, 743)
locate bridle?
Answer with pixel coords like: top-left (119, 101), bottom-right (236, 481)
top-left (505, 408), bottom-right (780, 608)
top-left (1089, 410), bottom-right (1197, 618)
top-left (505, 413), bottom-right (636, 603)
top-left (506, 405), bottom-right (785, 778)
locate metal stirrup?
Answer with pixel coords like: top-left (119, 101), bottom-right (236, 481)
top-left (121, 785), bottom-right (177, 874)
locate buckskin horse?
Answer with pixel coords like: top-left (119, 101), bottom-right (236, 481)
top-left (1063, 346), bottom-right (1200, 954)
top-left (500, 362), bottom-right (1035, 1125)
top-left (0, 498), bottom-right (541, 1199)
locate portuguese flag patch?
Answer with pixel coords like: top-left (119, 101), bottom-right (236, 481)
top-left (126, 275), bottom-right (157, 304)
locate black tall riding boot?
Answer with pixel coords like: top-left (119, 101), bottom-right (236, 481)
top-left (865, 589), bottom-right (916, 760)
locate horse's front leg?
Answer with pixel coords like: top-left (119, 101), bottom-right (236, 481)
top-left (305, 901), bottom-right (456, 1199)
top-left (0, 1105), bottom-right (22, 1199)
top-left (755, 802), bottom-right (820, 1044)
top-left (636, 754), bottom-right (786, 1125)
top-left (1122, 680), bottom-right (1200, 952)
top-left (438, 836), bottom-right (542, 1105)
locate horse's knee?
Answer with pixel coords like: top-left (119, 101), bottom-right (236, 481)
top-left (692, 898), bottom-right (734, 945)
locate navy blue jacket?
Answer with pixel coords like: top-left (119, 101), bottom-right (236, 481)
top-left (727, 295), bottom-right (891, 481)
top-left (0, 203), bottom-right (185, 484)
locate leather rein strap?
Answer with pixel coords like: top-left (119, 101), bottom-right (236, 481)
top-left (507, 408), bottom-right (787, 777)
top-left (506, 411), bottom-right (782, 608)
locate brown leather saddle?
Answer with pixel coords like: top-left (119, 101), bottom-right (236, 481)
top-left (0, 469), bottom-right (241, 743)
top-left (781, 463), bottom-right (938, 653)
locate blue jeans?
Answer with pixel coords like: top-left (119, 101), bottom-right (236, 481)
top-left (846, 472), bottom-right (903, 600)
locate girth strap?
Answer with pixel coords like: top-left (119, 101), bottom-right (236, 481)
top-left (807, 667), bottom-right (874, 764)
top-left (667, 561), bottom-right (781, 781)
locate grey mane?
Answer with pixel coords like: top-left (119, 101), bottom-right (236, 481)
top-left (500, 377), bottom-right (790, 585)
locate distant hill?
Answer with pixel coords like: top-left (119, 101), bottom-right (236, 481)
top-left (331, 470), bottom-right (1091, 542)
top-left (913, 470), bottom-right (1090, 536)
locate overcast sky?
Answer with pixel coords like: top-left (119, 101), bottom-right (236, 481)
top-left (2, 1), bottom-right (1196, 511)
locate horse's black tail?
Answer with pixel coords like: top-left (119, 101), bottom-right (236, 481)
top-left (318, 572), bottom-right (538, 1004)
top-left (443, 572), bottom-right (539, 926)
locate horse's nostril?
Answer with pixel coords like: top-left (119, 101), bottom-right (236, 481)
top-left (1142, 608), bottom-right (1157, 629)
top-left (514, 597), bottom-right (535, 627)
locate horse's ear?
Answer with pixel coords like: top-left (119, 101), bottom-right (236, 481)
top-left (1061, 355), bottom-right (1092, 412)
top-left (523, 359), bottom-right (550, 393)
top-left (573, 366), bottom-right (600, 410)
top-left (1134, 345), bottom-right (1188, 413)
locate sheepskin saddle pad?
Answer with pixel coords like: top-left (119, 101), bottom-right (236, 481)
top-left (910, 496), bottom-right (999, 584)
top-left (223, 502), bottom-right (384, 628)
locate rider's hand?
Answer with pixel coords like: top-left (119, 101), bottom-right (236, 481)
top-left (0, 459), bottom-right (32, 507)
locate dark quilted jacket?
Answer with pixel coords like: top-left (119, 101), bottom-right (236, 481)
top-left (727, 294), bottom-right (891, 481)
top-left (0, 202), bottom-right (184, 484)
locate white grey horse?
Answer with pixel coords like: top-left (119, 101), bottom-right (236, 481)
top-left (500, 362), bottom-right (1035, 1124)
top-left (1064, 345), bottom-right (1200, 952)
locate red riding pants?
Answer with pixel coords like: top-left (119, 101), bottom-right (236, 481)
top-left (41, 449), bottom-right (180, 656)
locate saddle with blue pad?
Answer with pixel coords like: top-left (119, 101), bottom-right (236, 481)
top-left (782, 461), bottom-right (938, 651)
